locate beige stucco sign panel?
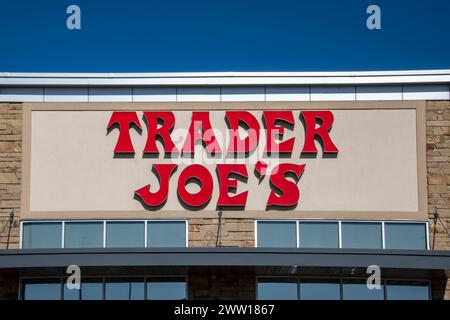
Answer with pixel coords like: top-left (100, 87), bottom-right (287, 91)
top-left (21, 102), bottom-right (427, 220)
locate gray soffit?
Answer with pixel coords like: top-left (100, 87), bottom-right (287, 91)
top-left (0, 248), bottom-right (449, 270)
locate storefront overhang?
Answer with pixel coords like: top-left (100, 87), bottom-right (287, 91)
top-left (1, 248), bottom-right (449, 271)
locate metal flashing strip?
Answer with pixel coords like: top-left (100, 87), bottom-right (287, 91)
top-left (1, 70), bottom-right (450, 86)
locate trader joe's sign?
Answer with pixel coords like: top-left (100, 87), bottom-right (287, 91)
top-left (27, 106), bottom-right (421, 214)
top-left (107, 110), bottom-right (338, 209)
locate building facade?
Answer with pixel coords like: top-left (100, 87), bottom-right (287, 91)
top-left (0, 71), bottom-right (449, 300)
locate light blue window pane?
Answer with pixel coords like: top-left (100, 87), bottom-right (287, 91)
top-left (64, 280), bottom-right (103, 300)
top-left (23, 282), bottom-right (61, 300)
top-left (342, 283), bottom-right (384, 300)
top-left (257, 280), bottom-right (298, 300)
top-left (148, 221), bottom-right (186, 247)
top-left (257, 221), bottom-right (297, 248)
top-left (105, 280), bottom-right (145, 300)
top-left (385, 223), bottom-right (427, 250)
top-left (22, 222), bottom-right (62, 249)
top-left (64, 222), bottom-right (103, 248)
top-left (81, 282), bottom-right (103, 300)
top-left (299, 222), bottom-right (339, 248)
top-left (300, 282), bottom-right (341, 300)
top-left (341, 222), bottom-right (382, 249)
top-left (386, 283), bottom-right (429, 300)
top-left (106, 222), bottom-right (145, 248)
top-left (63, 285), bottom-right (80, 300)
top-left (147, 281), bottom-right (186, 300)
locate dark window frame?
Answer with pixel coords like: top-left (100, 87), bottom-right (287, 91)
top-left (255, 220), bottom-right (429, 250)
top-left (20, 220), bottom-right (188, 249)
top-left (256, 276), bottom-right (431, 301)
top-left (20, 276), bottom-right (188, 301)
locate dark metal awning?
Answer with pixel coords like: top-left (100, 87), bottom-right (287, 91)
top-left (1, 248), bottom-right (449, 271)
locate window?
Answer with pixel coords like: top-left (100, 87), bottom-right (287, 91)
top-left (299, 222), bottom-right (339, 248)
top-left (21, 220), bottom-right (188, 249)
top-left (384, 223), bottom-right (427, 250)
top-left (341, 222), bottom-right (382, 249)
top-left (147, 279), bottom-right (187, 300)
top-left (147, 221), bottom-right (186, 247)
top-left (22, 277), bottom-right (187, 300)
top-left (106, 221), bottom-right (145, 248)
top-left (386, 281), bottom-right (430, 300)
top-left (342, 281), bottom-right (384, 300)
top-left (63, 283), bottom-right (80, 300)
top-left (63, 279), bottom-right (103, 300)
top-left (257, 279), bottom-right (298, 300)
top-left (257, 221), bottom-right (297, 247)
top-left (22, 222), bottom-right (62, 249)
top-left (80, 281), bottom-right (104, 300)
top-left (257, 278), bottom-right (430, 300)
top-left (22, 280), bottom-right (61, 300)
top-left (64, 222), bottom-right (103, 248)
top-left (299, 281), bottom-right (341, 300)
top-left (256, 220), bottom-right (427, 249)
top-left (105, 278), bottom-right (145, 300)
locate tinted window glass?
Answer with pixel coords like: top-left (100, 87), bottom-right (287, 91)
top-left (23, 281), bottom-right (61, 300)
top-left (22, 222), bottom-right (62, 249)
top-left (105, 279), bottom-right (145, 300)
top-left (342, 282), bottom-right (384, 300)
top-left (64, 222), bottom-right (103, 248)
top-left (63, 280), bottom-right (104, 300)
top-left (300, 281), bottom-right (340, 300)
top-left (341, 222), bottom-right (382, 249)
top-left (299, 222), bottom-right (339, 248)
top-left (385, 223), bottom-right (427, 250)
top-left (257, 280), bottom-right (298, 300)
top-left (147, 221), bottom-right (186, 247)
top-left (63, 284), bottom-right (80, 300)
top-left (106, 221), bottom-right (145, 248)
top-left (147, 280), bottom-right (186, 300)
top-left (81, 281), bottom-right (104, 300)
top-left (386, 282), bottom-right (429, 300)
top-left (257, 222), bottom-right (297, 247)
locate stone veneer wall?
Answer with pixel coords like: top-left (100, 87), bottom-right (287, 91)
top-left (0, 103), bottom-right (21, 250)
top-left (426, 101), bottom-right (450, 300)
top-left (0, 103), bottom-right (21, 299)
top-left (188, 218), bottom-right (254, 247)
top-left (188, 268), bottom-right (255, 300)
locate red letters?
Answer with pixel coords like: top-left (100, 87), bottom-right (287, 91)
top-left (108, 110), bottom-right (339, 156)
top-left (135, 162), bottom-right (306, 210)
top-left (143, 111), bottom-right (179, 154)
top-left (226, 111), bottom-right (260, 154)
top-left (109, 110), bottom-right (339, 211)
top-left (267, 163), bottom-right (305, 207)
top-left (263, 111), bottom-right (295, 154)
top-left (107, 112), bottom-right (141, 154)
top-left (216, 164), bottom-right (248, 207)
top-left (177, 164), bottom-right (214, 207)
top-left (182, 112), bottom-right (221, 155)
top-left (134, 164), bottom-right (177, 207)
top-left (301, 111), bottom-right (339, 154)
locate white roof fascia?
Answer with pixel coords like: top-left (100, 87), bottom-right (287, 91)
top-left (0, 70), bottom-right (450, 87)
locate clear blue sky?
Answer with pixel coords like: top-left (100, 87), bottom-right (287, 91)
top-left (0, 0), bottom-right (449, 72)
